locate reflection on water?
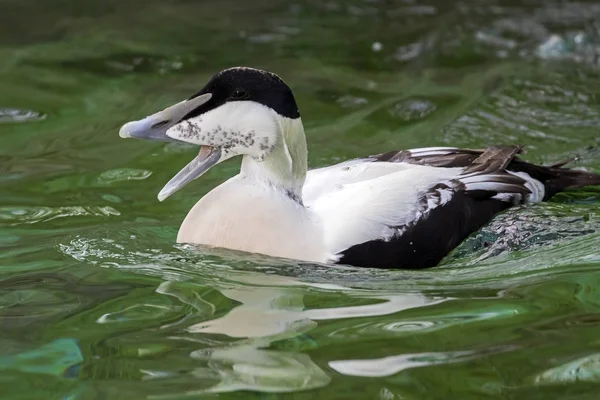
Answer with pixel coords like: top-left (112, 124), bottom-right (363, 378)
top-left (184, 278), bottom-right (441, 338)
top-left (53, 228), bottom-right (600, 395)
top-left (329, 348), bottom-right (491, 378)
top-left (58, 237), bottom-right (451, 393)
top-left (0, 338), bottom-right (83, 378)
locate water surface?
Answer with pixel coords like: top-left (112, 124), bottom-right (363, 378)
top-left (2, 0), bottom-right (600, 399)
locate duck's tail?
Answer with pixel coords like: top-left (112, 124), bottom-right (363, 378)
top-left (509, 157), bottom-right (600, 200)
top-left (542, 167), bottom-right (600, 200)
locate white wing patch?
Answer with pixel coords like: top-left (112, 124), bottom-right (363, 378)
top-left (303, 147), bottom-right (462, 204)
top-left (303, 160), bottom-right (416, 204)
top-left (308, 163), bottom-right (463, 255)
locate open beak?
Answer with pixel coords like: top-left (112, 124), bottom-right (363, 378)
top-left (119, 92), bottom-right (219, 201)
top-left (157, 146), bottom-right (221, 201)
top-left (118, 93), bottom-right (212, 141)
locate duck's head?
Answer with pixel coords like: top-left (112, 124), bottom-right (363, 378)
top-left (119, 67), bottom-right (304, 201)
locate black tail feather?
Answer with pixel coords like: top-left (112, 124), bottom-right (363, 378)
top-left (508, 158), bottom-right (600, 200)
top-left (542, 168), bottom-right (600, 200)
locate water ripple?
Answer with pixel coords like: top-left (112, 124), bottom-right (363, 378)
top-left (97, 303), bottom-right (177, 324)
top-left (97, 168), bottom-right (152, 184)
top-left (535, 352), bottom-right (600, 384)
top-left (0, 206), bottom-right (120, 226)
top-left (0, 108), bottom-right (46, 124)
top-left (329, 346), bottom-right (513, 377)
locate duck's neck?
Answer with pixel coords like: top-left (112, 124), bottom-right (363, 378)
top-left (239, 117), bottom-right (308, 203)
top-left (178, 117), bottom-right (328, 261)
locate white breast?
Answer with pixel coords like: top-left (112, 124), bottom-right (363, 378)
top-left (177, 176), bottom-right (331, 263)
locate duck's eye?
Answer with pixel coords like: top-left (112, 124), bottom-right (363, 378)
top-left (231, 89), bottom-right (249, 100)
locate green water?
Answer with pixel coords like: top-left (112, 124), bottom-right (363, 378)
top-left (2, 0), bottom-right (600, 398)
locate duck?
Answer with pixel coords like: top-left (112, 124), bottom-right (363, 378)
top-left (118, 67), bottom-right (600, 269)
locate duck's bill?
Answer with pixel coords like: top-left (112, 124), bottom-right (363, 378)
top-left (158, 146), bottom-right (221, 201)
top-left (119, 93), bottom-right (212, 141)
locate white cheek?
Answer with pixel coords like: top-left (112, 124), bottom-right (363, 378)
top-left (166, 101), bottom-right (278, 157)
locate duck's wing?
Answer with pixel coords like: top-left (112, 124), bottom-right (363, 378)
top-left (303, 147), bottom-right (485, 204)
top-left (308, 145), bottom-right (538, 269)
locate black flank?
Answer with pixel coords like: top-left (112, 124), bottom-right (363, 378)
top-left (338, 193), bottom-right (511, 269)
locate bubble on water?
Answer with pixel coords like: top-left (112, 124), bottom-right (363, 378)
top-left (273, 26), bottom-right (301, 35)
top-left (573, 32), bottom-right (586, 45)
top-left (104, 61), bottom-right (135, 72)
top-left (536, 35), bottom-right (568, 59)
top-left (247, 33), bottom-right (287, 44)
top-left (394, 42), bottom-right (422, 62)
top-left (379, 388), bottom-right (395, 400)
top-left (475, 31), bottom-right (517, 49)
top-left (404, 5), bottom-right (437, 16)
top-left (371, 41), bottom-right (383, 52)
top-left (101, 55), bottom-right (188, 75)
top-left (535, 32), bottom-right (595, 62)
top-left (337, 95), bottom-right (368, 108)
top-left (389, 99), bottom-right (436, 121)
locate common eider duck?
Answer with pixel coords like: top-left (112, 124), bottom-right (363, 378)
top-left (119, 67), bottom-right (600, 269)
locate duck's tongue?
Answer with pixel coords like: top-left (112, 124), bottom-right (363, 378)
top-left (157, 146), bottom-right (221, 201)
